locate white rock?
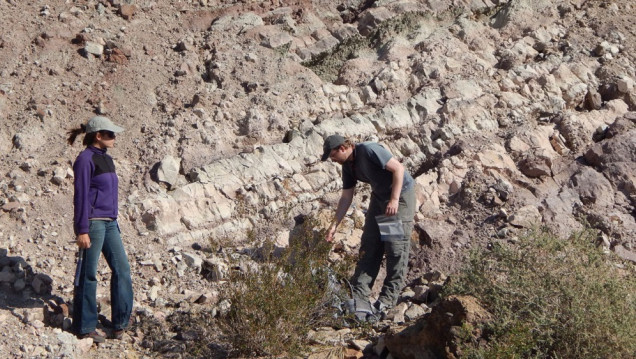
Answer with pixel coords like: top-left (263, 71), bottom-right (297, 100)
top-left (182, 252), bottom-right (203, 272)
top-left (57, 332), bottom-right (78, 345)
top-left (77, 338), bottom-right (93, 353)
top-left (84, 42), bottom-right (104, 56)
top-left (508, 205), bottom-right (542, 228)
top-left (358, 7), bottom-right (394, 36)
top-left (617, 77), bottom-right (634, 93)
top-left (413, 285), bottom-right (430, 302)
top-left (404, 303), bottom-right (427, 321)
top-left (202, 256), bottom-right (228, 281)
top-left (148, 285), bottom-right (160, 301)
top-left (217, 299), bottom-right (231, 316)
top-left (361, 86), bottom-right (377, 103)
top-left (31, 319), bottom-right (45, 328)
top-left (157, 155), bottom-right (181, 188)
top-left (51, 167), bottom-right (67, 185)
top-left (387, 302), bottom-right (408, 323)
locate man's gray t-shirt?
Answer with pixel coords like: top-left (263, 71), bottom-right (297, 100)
top-left (342, 142), bottom-right (414, 201)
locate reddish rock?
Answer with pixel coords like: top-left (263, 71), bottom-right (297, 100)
top-left (107, 47), bottom-right (129, 64)
top-left (519, 155), bottom-right (552, 178)
top-left (344, 348), bottom-right (363, 359)
top-left (119, 4), bottom-right (137, 20)
top-left (1, 202), bottom-right (21, 212)
top-left (385, 295), bottom-right (492, 359)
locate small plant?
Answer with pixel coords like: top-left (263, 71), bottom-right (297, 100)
top-left (443, 228), bottom-right (636, 359)
top-left (219, 217), bottom-right (350, 357)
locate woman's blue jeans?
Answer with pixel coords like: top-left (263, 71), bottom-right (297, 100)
top-left (72, 220), bottom-right (133, 335)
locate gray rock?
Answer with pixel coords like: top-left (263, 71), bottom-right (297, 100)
top-left (212, 12), bottom-right (263, 33)
top-left (202, 256), bottom-right (228, 281)
top-left (51, 167), bottom-right (67, 185)
top-left (157, 155), bottom-right (181, 189)
top-left (152, 257), bottom-right (164, 272)
top-left (570, 168), bottom-right (614, 208)
top-left (148, 285), bottom-right (160, 301)
top-left (349, 339), bottom-right (372, 351)
top-left (400, 288), bottom-right (415, 300)
top-left (405, 303), bottom-right (428, 321)
top-left (182, 252), bottom-right (202, 271)
top-left (84, 42), bottom-right (104, 56)
top-left (139, 259), bottom-right (154, 266)
top-left (31, 273), bottom-right (52, 294)
top-left (585, 88), bottom-right (602, 110)
top-left (617, 77), bottom-right (634, 93)
top-left (217, 299), bottom-right (231, 317)
top-left (594, 41), bottom-right (612, 56)
top-left (21, 307), bottom-right (44, 324)
top-left (358, 7), bottom-right (394, 36)
top-left (77, 338), bottom-right (94, 353)
top-left (260, 31), bottom-right (292, 49)
top-left (63, 317), bottom-right (72, 330)
top-left (0, 270), bottom-right (16, 283)
top-left (412, 285), bottom-right (430, 302)
top-left (386, 302), bottom-right (408, 323)
top-left (614, 245), bottom-right (636, 263)
top-left (416, 219), bottom-right (454, 247)
top-left (13, 278), bottom-right (25, 291)
top-left (508, 205), bottom-right (542, 228)
top-left (57, 331), bottom-right (78, 345)
top-left (331, 23), bottom-right (359, 41)
top-left (31, 319), bottom-right (45, 328)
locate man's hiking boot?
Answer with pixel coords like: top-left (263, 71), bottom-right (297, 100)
top-left (350, 299), bottom-right (379, 324)
top-left (373, 300), bottom-right (389, 320)
top-left (112, 329), bottom-right (125, 340)
top-left (79, 331), bottom-right (106, 343)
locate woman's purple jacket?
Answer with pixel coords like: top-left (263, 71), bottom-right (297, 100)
top-left (73, 146), bottom-right (119, 235)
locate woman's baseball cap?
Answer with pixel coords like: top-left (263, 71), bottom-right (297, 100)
top-left (85, 116), bottom-right (125, 134)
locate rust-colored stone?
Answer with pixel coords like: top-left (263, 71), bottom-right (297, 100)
top-left (119, 4), bottom-right (137, 20)
top-left (107, 47), bottom-right (129, 65)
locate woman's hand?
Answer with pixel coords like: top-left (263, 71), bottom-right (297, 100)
top-left (76, 233), bottom-right (91, 249)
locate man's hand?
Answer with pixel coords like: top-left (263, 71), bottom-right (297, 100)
top-left (385, 198), bottom-right (399, 216)
top-left (326, 225), bottom-right (337, 242)
top-left (76, 233), bottom-right (91, 249)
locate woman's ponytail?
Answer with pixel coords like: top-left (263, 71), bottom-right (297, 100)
top-left (67, 124), bottom-right (86, 146)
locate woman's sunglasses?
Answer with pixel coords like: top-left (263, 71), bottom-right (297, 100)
top-left (99, 130), bottom-right (116, 139)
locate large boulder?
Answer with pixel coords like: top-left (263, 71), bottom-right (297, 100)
top-left (570, 167), bottom-right (614, 208)
top-left (584, 128), bottom-right (636, 201)
top-left (584, 131), bottom-right (636, 167)
top-left (385, 295), bottom-right (491, 359)
top-left (357, 7), bottom-right (394, 36)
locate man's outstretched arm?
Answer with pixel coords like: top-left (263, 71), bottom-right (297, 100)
top-left (326, 188), bottom-right (354, 242)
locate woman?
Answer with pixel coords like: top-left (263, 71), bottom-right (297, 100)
top-left (67, 116), bottom-right (133, 342)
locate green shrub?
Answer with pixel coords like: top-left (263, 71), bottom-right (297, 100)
top-left (443, 229), bottom-right (636, 359)
top-left (219, 218), bottom-right (348, 357)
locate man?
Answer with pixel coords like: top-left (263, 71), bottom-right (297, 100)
top-left (322, 134), bottom-right (415, 318)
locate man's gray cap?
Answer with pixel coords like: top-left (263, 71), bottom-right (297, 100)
top-left (85, 116), bottom-right (125, 134)
top-left (321, 134), bottom-right (345, 161)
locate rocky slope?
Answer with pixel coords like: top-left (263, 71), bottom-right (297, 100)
top-left (0, 0), bottom-right (634, 357)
